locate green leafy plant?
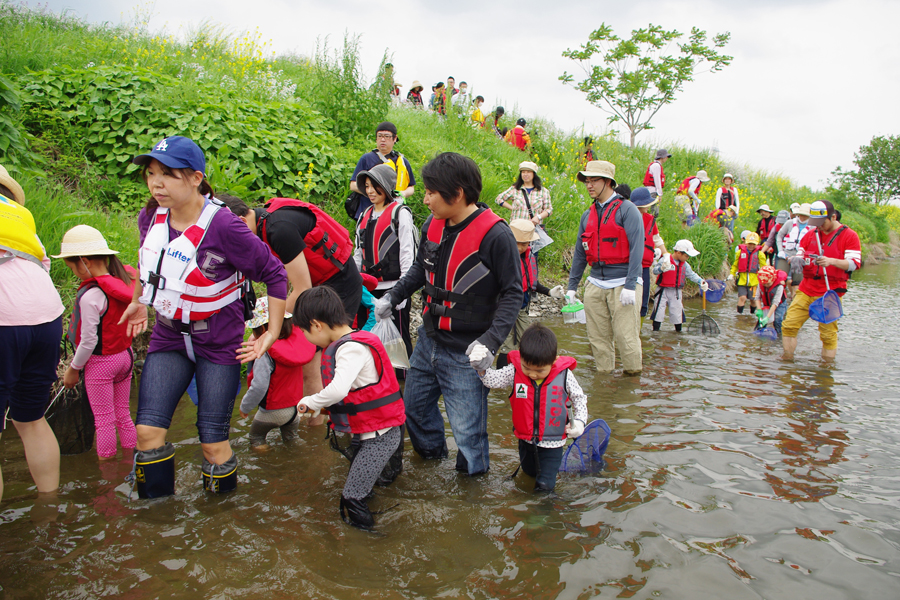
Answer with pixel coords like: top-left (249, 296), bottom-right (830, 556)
top-left (560, 23), bottom-right (732, 147)
top-left (831, 135), bottom-right (900, 206)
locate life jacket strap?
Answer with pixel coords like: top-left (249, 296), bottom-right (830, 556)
top-left (327, 391), bottom-right (402, 415)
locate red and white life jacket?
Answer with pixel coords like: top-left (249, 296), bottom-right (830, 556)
top-left (139, 200), bottom-right (245, 324)
top-left (719, 187), bottom-right (737, 209)
top-left (641, 212), bottom-right (656, 268)
top-left (320, 331), bottom-right (405, 435)
top-left (760, 269), bottom-right (789, 309)
top-left (656, 256), bottom-right (687, 289)
top-left (782, 218), bottom-right (813, 252)
top-left (520, 247), bottom-right (538, 293)
top-left (581, 196), bottom-right (630, 266)
top-left (247, 328), bottom-right (317, 411)
top-left (677, 176), bottom-right (702, 195)
top-left (643, 161), bottom-right (665, 188)
top-left (423, 209), bottom-right (504, 332)
top-left (508, 352), bottom-right (576, 443)
top-left (737, 244), bottom-right (760, 274)
top-left (258, 198), bottom-right (352, 285)
top-left (358, 201), bottom-right (404, 281)
top-left (68, 267), bottom-right (137, 356)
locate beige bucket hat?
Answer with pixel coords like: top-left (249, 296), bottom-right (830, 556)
top-left (509, 219), bottom-right (540, 243)
top-left (696, 170), bottom-right (710, 182)
top-left (51, 225), bottom-right (119, 258)
top-left (0, 164), bottom-right (25, 205)
top-left (577, 160), bottom-right (616, 185)
top-left (519, 161), bottom-right (539, 173)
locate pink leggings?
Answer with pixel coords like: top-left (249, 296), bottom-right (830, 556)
top-left (84, 350), bottom-right (137, 458)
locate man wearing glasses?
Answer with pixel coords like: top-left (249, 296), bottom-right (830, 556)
top-left (349, 121), bottom-right (416, 219)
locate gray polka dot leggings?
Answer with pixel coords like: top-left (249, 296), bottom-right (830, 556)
top-left (343, 426), bottom-right (401, 500)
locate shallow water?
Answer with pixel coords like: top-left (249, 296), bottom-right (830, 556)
top-left (2, 262), bottom-right (900, 599)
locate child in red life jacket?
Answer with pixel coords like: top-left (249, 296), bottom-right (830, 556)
top-left (728, 232), bottom-right (769, 314)
top-left (477, 323), bottom-right (587, 492)
top-left (496, 219), bottom-right (566, 368)
top-left (239, 298), bottom-right (317, 449)
top-left (55, 226), bottom-right (137, 460)
top-left (753, 266), bottom-right (789, 336)
top-left (295, 286), bottom-right (405, 530)
top-left (649, 240), bottom-right (708, 332)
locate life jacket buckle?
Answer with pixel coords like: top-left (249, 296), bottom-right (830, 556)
top-left (148, 272), bottom-right (167, 290)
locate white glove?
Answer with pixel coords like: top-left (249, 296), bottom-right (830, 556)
top-left (566, 419), bottom-right (585, 439)
top-left (565, 290), bottom-right (578, 303)
top-left (653, 248), bottom-right (662, 261)
top-left (549, 285), bottom-right (565, 299)
top-left (620, 288), bottom-right (636, 306)
top-left (373, 296), bottom-right (393, 321)
top-left (466, 341), bottom-right (494, 371)
top-left (777, 251), bottom-right (785, 259)
top-left (700, 280), bottom-right (709, 292)
top-left (727, 274), bottom-right (734, 281)
top-left (795, 247), bottom-right (805, 259)
top-left (660, 254), bottom-right (675, 272)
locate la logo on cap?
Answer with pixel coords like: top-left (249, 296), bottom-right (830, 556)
top-left (515, 383), bottom-right (528, 398)
top-left (155, 139), bottom-right (169, 152)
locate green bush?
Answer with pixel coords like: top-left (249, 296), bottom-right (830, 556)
top-left (839, 211), bottom-right (877, 245)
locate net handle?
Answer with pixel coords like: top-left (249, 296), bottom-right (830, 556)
top-left (815, 230), bottom-right (830, 292)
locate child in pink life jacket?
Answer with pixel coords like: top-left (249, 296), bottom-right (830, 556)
top-left (650, 239), bottom-right (708, 332)
top-left (295, 286), bottom-right (405, 530)
top-left (477, 323), bottom-right (587, 492)
top-left (240, 298), bottom-right (317, 449)
top-left (55, 226), bottom-right (137, 460)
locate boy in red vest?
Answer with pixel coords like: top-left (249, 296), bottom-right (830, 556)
top-left (295, 286), bottom-right (406, 530)
top-left (650, 240), bottom-right (708, 332)
top-left (477, 323), bottom-right (587, 492)
top-left (753, 266), bottom-right (789, 336)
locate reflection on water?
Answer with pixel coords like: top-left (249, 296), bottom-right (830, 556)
top-left (3, 262), bottom-right (900, 598)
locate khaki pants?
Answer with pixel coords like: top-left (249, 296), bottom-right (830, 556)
top-left (781, 290), bottom-right (839, 349)
top-left (499, 308), bottom-right (531, 355)
top-left (583, 283), bottom-right (643, 373)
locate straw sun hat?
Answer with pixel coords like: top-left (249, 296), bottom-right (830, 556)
top-left (51, 225), bottom-right (119, 259)
top-left (0, 164), bottom-right (25, 205)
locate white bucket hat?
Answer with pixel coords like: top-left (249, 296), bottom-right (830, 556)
top-left (795, 203), bottom-right (812, 217)
top-left (519, 161), bottom-right (539, 173)
top-left (673, 239), bottom-right (700, 257)
top-left (577, 160), bottom-right (616, 185)
top-left (696, 170), bottom-right (710, 182)
top-left (723, 173), bottom-right (734, 181)
top-left (509, 219), bottom-right (540, 243)
top-left (756, 204), bottom-right (772, 213)
top-left (51, 225), bottom-right (119, 258)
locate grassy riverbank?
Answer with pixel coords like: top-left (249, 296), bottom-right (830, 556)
top-left (2, 1), bottom-right (899, 302)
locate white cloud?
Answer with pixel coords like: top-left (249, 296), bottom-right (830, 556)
top-left (36, 0), bottom-right (900, 188)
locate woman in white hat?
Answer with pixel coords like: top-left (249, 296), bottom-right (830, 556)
top-left (54, 225), bottom-right (139, 461)
top-left (496, 161), bottom-right (553, 276)
top-left (406, 81), bottom-right (424, 108)
top-left (755, 204), bottom-right (775, 265)
top-left (0, 165), bottom-right (64, 501)
top-left (716, 174), bottom-right (740, 233)
top-left (674, 170), bottom-right (711, 226)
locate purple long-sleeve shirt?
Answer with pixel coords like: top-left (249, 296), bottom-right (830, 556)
top-left (139, 205), bottom-right (287, 364)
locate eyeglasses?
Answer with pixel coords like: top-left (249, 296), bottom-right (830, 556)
top-left (376, 133), bottom-right (395, 140)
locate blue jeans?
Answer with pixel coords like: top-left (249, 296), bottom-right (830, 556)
top-left (519, 440), bottom-right (564, 491)
top-left (773, 302), bottom-right (787, 335)
top-left (137, 351), bottom-right (241, 443)
top-left (403, 327), bottom-right (490, 475)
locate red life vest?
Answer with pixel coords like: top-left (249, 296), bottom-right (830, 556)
top-left (507, 126), bottom-right (528, 150)
top-left (246, 328), bottom-right (317, 411)
top-left (423, 208), bottom-right (504, 332)
top-left (508, 352), bottom-right (576, 443)
top-left (677, 177), bottom-right (702, 195)
top-left (643, 161), bottom-right (665, 188)
top-left (358, 201), bottom-right (404, 281)
top-left (320, 331), bottom-right (405, 434)
top-left (719, 187), bottom-right (736, 209)
top-left (68, 267), bottom-right (137, 356)
top-left (803, 225), bottom-right (852, 291)
top-left (520, 247), bottom-right (538, 293)
top-left (757, 216), bottom-right (775, 241)
top-left (737, 244), bottom-right (760, 274)
top-left (641, 212), bottom-right (656, 268)
top-left (258, 198), bottom-right (352, 285)
top-left (656, 256), bottom-right (687, 288)
top-left (581, 196), bottom-right (630, 266)
top-left (760, 270), bottom-right (789, 309)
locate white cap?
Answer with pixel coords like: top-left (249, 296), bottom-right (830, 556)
top-left (673, 239), bottom-right (700, 257)
top-left (740, 230), bottom-right (751, 241)
top-left (790, 202), bottom-right (801, 212)
top-left (756, 204), bottom-right (772, 213)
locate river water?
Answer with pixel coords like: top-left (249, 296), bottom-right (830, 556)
top-left (2, 262), bottom-right (899, 599)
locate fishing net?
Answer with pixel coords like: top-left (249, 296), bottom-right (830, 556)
top-left (559, 419), bottom-right (611, 474)
top-left (809, 290), bottom-right (843, 324)
top-left (46, 380), bottom-right (95, 455)
top-left (753, 327), bottom-right (779, 341)
top-left (687, 314), bottom-right (720, 336)
top-left (704, 279), bottom-right (726, 303)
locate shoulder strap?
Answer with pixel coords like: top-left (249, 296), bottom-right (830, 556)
top-left (520, 188), bottom-right (535, 218)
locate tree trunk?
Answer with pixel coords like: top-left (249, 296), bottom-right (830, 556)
top-left (629, 128), bottom-right (636, 149)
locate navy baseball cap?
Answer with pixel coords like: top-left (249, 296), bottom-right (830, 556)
top-left (133, 136), bottom-right (206, 173)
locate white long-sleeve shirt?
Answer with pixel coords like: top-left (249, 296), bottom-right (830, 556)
top-left (71, 287), bottom-right (108, 370)
top-left (648, 162), bottom-right (664, 197)
top-left (479, 364), bottom-right (588, 449)
top-left (353, 204), bottom-right (416, 292)
top-left (715, 186), bottom-right (740, 213)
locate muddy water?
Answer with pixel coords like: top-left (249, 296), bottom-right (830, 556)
top-left (2, 262), bottom-right (900, 599)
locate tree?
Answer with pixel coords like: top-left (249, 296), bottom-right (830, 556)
top-left (560, 23), bottom-right (732, 148)
top-left (831, 135), bottom-right (900, 205)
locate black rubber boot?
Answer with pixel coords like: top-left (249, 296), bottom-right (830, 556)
top-left (737, 305), bottom-right (745, 314)
top-left (340, 495), bottom-right (375, 530)
top-left (496, 353), bottom-right (509, 369)
top-left (674, 324), bottom-right (682, 332)
top-left (133, 442), bottom-right (176, 499)
top-left (202, 453), bottom-right (238, 494)
top-left (652, 321), bottom-right (661, 331)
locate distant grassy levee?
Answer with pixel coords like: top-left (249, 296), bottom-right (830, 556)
top-left (1, 1), bottom-right (897, 303)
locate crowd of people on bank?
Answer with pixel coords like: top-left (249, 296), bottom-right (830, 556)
top-left (0, 117), bottom-right (862, 530)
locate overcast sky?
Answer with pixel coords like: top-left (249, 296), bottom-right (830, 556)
top-left (40, 0), bottom-right (900, 190)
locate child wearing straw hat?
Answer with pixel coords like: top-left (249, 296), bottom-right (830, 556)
top-left (54, 225), bottom-right (139, 460)
top-left (496, 219), bottom-right (565, 367)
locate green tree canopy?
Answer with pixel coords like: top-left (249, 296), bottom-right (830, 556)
top-left (560, 23), bottom-right (732, 148)
top-left (831, 135), bottom-right (900, 206)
